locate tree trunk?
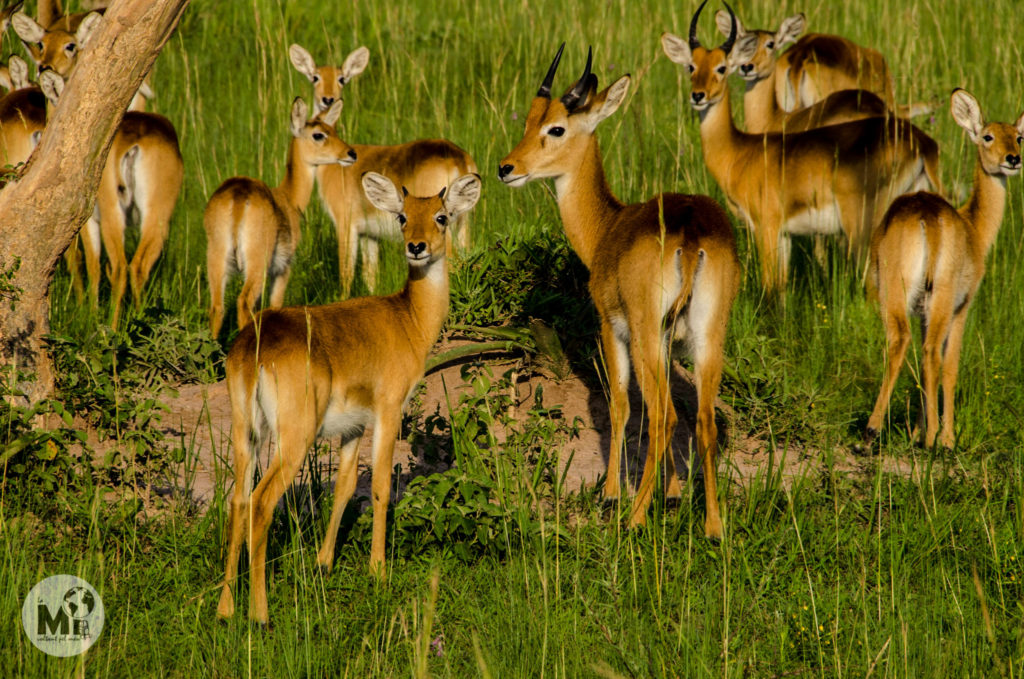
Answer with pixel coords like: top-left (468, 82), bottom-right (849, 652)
top-left (0, 0), bottom-right (190, 404)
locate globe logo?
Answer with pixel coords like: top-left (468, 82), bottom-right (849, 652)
top-left (63, 587), bottom-right (97, 621)
top-left (21, 575), bottom-right (104, 657)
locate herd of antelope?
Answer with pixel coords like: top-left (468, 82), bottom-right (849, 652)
top-left (1, 0), bottom-right (1021, 623)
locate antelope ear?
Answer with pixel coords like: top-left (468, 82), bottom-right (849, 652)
top-left (76, 12), bottom-right (102, 45)
top-left (320, 98), bottom-right (343, 127)
top-left (11, 12), bottom-right (44, 43)
top-left (9, 55), bottom-right (28, 90)
top-left (728, 34), bottom-right (760, 71)
top-left (776, 13), bottom-right (805, 46)
top-left (289, 44), bottom-right (318, 82)
top-left (661, 32), bottom-right (694, 69)
top-left (341, 46), bottom-right (370, 81)
top-left (715, 9), bottom-right (746, 38)
top-left (950, 88), bottom-right (984, 142)
top-left (444, 173), bottom-right (482, 217)
top-left (578, 75), bottom-right (629, 132)
top-left (290, 97), bottom-right (308, 137)
top-left (1015, 110), bottom-right (1024, 139)
top-left (39, 70), bottom-right (64, 106)
top-left (362, 171), bottom-right (405, 214)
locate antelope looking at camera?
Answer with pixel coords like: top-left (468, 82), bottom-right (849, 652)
top-left (289, 44), bottom-right (477, 295)
top-left (41, 71), bottom-right (182, 326)
top-left (865, 89), bottom-right (1023, 449)
top-left (662, 1), bottom-right (939, 294)
top-left (217, 171), bottom-right (481, 625)
top-left (499, 45), bottom-right (739, 536)
top-left (0, 56), bottom-right (45, 170)
top-left (204, 97), bottom-right (355, 338)
top-left (713, 10), bottom-right (895, 115)
top-left (711, 10), bottom-right (889, 134)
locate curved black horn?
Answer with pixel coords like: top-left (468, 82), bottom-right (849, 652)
top-left (719, 1), bottom-right (737, 53)
top-left (538, 42), bottom-right (565, 98)
top-left (560, 46), bottom-right (593, 110)
top-left (689, 0), bottom-right (708, 49)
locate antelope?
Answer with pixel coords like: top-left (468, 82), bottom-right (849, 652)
top-left (713, 10), bottom-right (895, 115)
top-left (36, 0), bottom-right (105, 30)
top-left (11, 10), bottom-right (151, 110)
top-left (204, 97), bottom-right (355, 338)
top-left (710, 10), bottom-right (888, 134)
top-left (865, 89), bottom-right (1023, 449)
top-left (288, 44), bottom-right (477, 295)
top-left (662, 1), bottom-right (940, 294)
top-left (0, 56), bottom-right (46, 171)
top-left (288, 43), bottom-right (369, 115)
top-left (498, 45), bottom-right (739, 536)
top-left (41, 71), bottom-right (182, 326)
top-left (217, 171), bottom-right (482, 625)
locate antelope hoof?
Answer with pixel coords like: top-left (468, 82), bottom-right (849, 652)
top-left (216, 588), bottom-right (235, 620)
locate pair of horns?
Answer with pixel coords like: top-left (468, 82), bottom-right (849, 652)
top-left (690, 0), bottom-right (737, 52)
top-left (537, 42), bottom-right (594, 111)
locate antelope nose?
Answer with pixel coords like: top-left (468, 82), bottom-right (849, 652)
top-left (321, 96), bottom-right (334, 108)
top-left (347, 150), bottom-right (357, 161)
top-left (1007, 154), bottom-right (1021, 167)
top-left (740, 63), bottom-right (754, 75)
top-left (691, 91), bottom-right (705, 104)
top-left (498, 163), bottom-right (514, 179)
top-left (408, 242), bottom-right (427, 256)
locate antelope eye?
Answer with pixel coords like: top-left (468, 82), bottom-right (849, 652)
top-left (687, 64), bottom-right (696, 73)
top-left (397, 214), bottom-right (407, 226)
top-left (547, 126), bottom-right (565, 137)
top-left (766, 41), bottom-right (775, 49)
top-left (65, 43), bottom-right (76, 53)
top-left (716, 65), bottom-right (727, 74)
top-left (36, 42), bottom-right (43, 50)
top-left (436, 215), bottom-right (448, 226)
top-left (338, 77), bottom-right (345, 85)
top-left (312, 75), bottom-right (320, 83)
top-left (983, 134), bottom-right (994, 142)
top-left (1017, 136), bottom-right (1023, 145)
top-left (312, 132), bottom-right (326, 141)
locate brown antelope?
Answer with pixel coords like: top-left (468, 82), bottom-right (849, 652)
top-left (288, 44), bottom-right (477, 295)
top-left (204, 97), bottom-right (354, 338)
top-left (217, 171), bottom-right (481, 625)
top-left (662, 2), bottom-right (939, 294)
top-left (865, 89), bottom-right (1023, 449)
top-left (498, 45), bottom-right (739, 536)
top-left (288, 43), bottom-right (369, 115)
top-left (713, 10), bottom-right (894, 114)
top-left (41, 71), bottom-right (182, 326)
top-left (36, 0), bottom-right (105, 30)
top-left (0, 56), bottom-right (45, 170)
top-left (709, 10), bottom-right (887, 134)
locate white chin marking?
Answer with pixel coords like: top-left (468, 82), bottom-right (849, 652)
top-left (502, 175), bottom-right (530, 188)
top-left (339, 158), bottom-right (357, 167)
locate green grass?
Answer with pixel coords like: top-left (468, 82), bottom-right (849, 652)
top-left (4, 0), bottom-right (1024, 675)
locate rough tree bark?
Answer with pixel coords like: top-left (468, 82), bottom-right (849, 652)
top-left (0, 0), bottom-right (190, 404)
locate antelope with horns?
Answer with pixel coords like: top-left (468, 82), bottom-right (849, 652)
top-left (0, 56), bottom-right (45, 171)
top-left (217, 171), bottom-right (482, 625)
top-left (204, 97), bottom-right (355, 338)
top-left (865, 89), bottom-right (1023, 449)
top-left (662, 1), bottom-right (940, 294)
top-left (41, 71), bottom-right (182, 327)
top-left (289, 44), bottom-right (477, 295)
top-left (498, 45), bottom-right (739, 536)
top-left (711, 10), bottom-right (889, 134)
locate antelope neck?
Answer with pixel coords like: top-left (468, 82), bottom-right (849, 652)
top-left (959, 158), bottom-right (1009, 258)
top-left (552, 137), bottom-right (624, 270)
top-left (398, 257), bottom-right (450, 350)
top-left (278, 140), bottom-right (318, 213)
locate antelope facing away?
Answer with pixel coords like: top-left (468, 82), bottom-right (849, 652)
top-left (289, 44), bottom-right (477, 295)
top-left (499, 45), bottom-right (739, 536)
top-left (865, 89), bottom-right (1023, 449)
top-left (204, 97), bottom-right (354, 338)
top-left (0, 56), bottom-right (45, 171)
top-left (662, 1), bottom-right (939, 294)
top-left (41, 71), bottom-right (182, 326)
top-left (217, 171), bottom-right (482, 625)
top-left (711, 10), bottom-right (888, 134)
